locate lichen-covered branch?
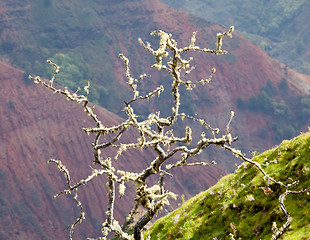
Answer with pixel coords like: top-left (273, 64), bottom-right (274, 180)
top-left (271, 187), bottom-right (310, 240)
top-left (29, 26), bottom-right (303, 240)
top-left (30, 28), bottom-right (236, 239)
top-left (30, 26), bottom-right (308, 240)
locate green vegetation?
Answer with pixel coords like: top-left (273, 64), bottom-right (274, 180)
top-left (1, 0), bottom-right (130, 114)
top-left (237, 79), bottom-right (310, 141)
top-left (8, 100), bottom-right (15, 109)
top-left (162, 0), bottom-right (310, 75)
top-left (146, 131), bottom-right (310, 239)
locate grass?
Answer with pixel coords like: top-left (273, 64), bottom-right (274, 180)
top-left (145, 131), bottom-right (310, 239)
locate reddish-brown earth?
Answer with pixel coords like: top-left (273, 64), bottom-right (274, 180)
top-left (0, 59), bottom-right (225, 239)
top-left (1, 0), bottom-right (310, 239)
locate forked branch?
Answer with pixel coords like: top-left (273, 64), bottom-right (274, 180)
top-left (30, 26), bottom-right (304, 240)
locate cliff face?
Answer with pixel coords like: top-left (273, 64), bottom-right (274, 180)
top-left (0, 0), bottom-right (310, 239)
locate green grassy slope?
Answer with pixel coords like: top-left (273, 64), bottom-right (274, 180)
top-left (146, 130), bottom-right (310, 239)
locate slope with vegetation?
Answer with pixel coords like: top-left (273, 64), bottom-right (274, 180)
top-left (0, 0), bottom-right (310, 238)
top-left (146, 130), bottom-right (310, 239)
top-left (162, 0), bottom-right (310, 75)
top-left (237, 79), bottom-right (310, 141)
top-left (0, 0), bottom-right (309, 153)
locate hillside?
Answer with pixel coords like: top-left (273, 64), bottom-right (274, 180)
top-left (161, 0), bottom-right (310, 75)
top-left (0, 0), bottom-right (310, 238)
top-left (1, 0), bottom-right (310, 170)
top-left (146, 130), bottom-right (310, 239)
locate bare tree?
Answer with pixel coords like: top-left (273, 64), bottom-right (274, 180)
top-left (30, 26), bottom-right (308, 240)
